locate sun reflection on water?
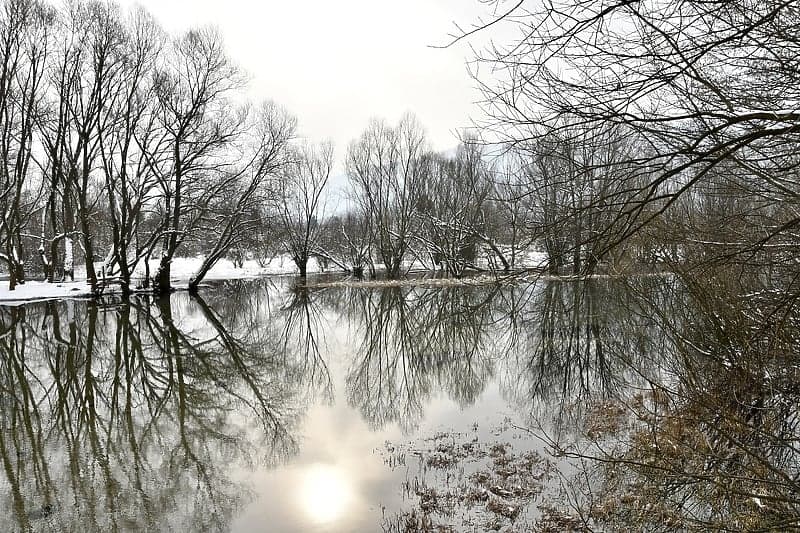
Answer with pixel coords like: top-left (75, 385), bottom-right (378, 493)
top-left (298, 464), bottom-right (354, 524)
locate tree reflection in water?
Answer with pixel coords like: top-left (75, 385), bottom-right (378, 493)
top-left (0, 292), bottom-right (302, 532)
top-left (359, 275), bottom-right (799, 531)
top-left (569, 272), bottom-right (800, 531)
top-left (0, 275), bottom-right (797, 532)
top-left (498, 274), bottom-right (800, 531)
top-left (279, 286), bottom-right (334, 403)
top-left (498, 278), bottom-right (676, 441)
top-left (339, 285), bottom-right (499, 433)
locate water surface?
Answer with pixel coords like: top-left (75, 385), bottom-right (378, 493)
top-left (1, 276), bottom-right (796, 531)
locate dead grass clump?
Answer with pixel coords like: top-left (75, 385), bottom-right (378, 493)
top-left (535, 505), bottom-right (590, 532)
top-left (386, 434), bottom-right (554, 532)
top-left (584, 400), bottom-right (627, 439)
top-left (382, 509), bottom-right (455, 533)
top-left (487, 497), bottom-right (521, 519)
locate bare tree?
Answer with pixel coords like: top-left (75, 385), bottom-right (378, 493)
top-left (513, 122), bottom-right (645, 274)
top-left (147, 26), bottom-right (246, 293)
top-left (320, 210), bottom-right (373, 277)
top-left (346, 113), bottom-right (428, 279)
top-left (36, 2), bottom-right (77, 283)
top-left (416, 140), bottom-right (504, 276)
top-left (273, 140), bottom-right (333, 278)
top-left (490, 149), bottom-right (539, 269)
top-left (0, 0), bottom-right (52, 289)
top-left (188, 101), bottom-right (296, 290)
top-left (466, 0), bottom-right (800, 274)
top-left (55, 1), bottom-right (131, 293)
top-left (94, 6), bottom-right (164, 293)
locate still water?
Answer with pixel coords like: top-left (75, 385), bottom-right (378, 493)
top-left (0, 276), bottom-right (797, 531)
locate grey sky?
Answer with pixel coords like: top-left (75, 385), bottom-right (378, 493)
top-left (116, 0), bottom-right (491, 153)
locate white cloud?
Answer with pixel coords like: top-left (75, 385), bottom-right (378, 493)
top-left (117, 0), bottom-right (491, 155)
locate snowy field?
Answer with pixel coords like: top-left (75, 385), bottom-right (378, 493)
top-left (0, 251), bottom-right (548, 304)
top-left (0, 255), bottom-right (316, 304)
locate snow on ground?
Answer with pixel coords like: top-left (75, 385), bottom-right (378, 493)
top-left (60, 254), bottom-right (328, 282)
top-left (137, 255), bottom-right (314, 281)
top-left (520, 250), bottom-right (548, 269)
top-left (0, 250), bottom-right (550, 304)
top-left (0, 281), bottom-right (94, 305)
top-left (0, 255), bottom-right (323, 304)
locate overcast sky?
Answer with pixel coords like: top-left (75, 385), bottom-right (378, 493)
top-left (115, 0), bottom-right (495, 154)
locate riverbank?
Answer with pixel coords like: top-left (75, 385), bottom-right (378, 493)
top-left (0, 256), bottom-right (305, 304)
top-left (0, 253), bottom-right (669, 304)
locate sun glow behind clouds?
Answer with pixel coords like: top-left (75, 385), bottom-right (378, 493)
top-left (298, 463), bottom-right (354, 524)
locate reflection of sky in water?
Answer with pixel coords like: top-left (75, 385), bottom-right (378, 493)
top-left (0, 278), bottom-right (655, 532)
top-left (231, 317), bottom-right (519, 532)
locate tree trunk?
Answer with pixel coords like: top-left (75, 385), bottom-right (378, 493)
top-left (188, 253), bottom-right (219, 293)
top-left (479, 237), bottom-right (510, 272)
top-left (296, 256), bottom-right (308, 278)
top-left (6, 256), bottom-right (16, 291)
top-left (14, 260), bottom-right (25, 287)
top-left (117, 251), bottom-right (132, 296)
top-left (48, 238), bottom-right (59, 282)
top-left (156, 144), bottom-right (184, 295)
top-left (545, 235), bottom-right (561, 275)
top-left (154, 256), bottom-right (172, 294)
top-left (141, 250), bottom-right (151, 289)
top-left (64, 237), bottom-right (74, 281)
top-left (79, 213), bottom-right (97, 292)
top-left (386, 254), bottom-right (401, 279)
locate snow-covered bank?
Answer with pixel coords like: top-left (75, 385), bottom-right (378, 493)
top-left (91, 255), bottom-right (330, 282)
top-left (0, 281), bottom-right (95, 305)
top-left (134, 256), bottom-right (314, 281)
top-left (0, 255), bottom-right (326, 304)
top-left (0, 251), bottom-right (551, 304)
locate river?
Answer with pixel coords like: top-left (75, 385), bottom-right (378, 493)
top-left (0, 275), bottom-right (796, 531)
